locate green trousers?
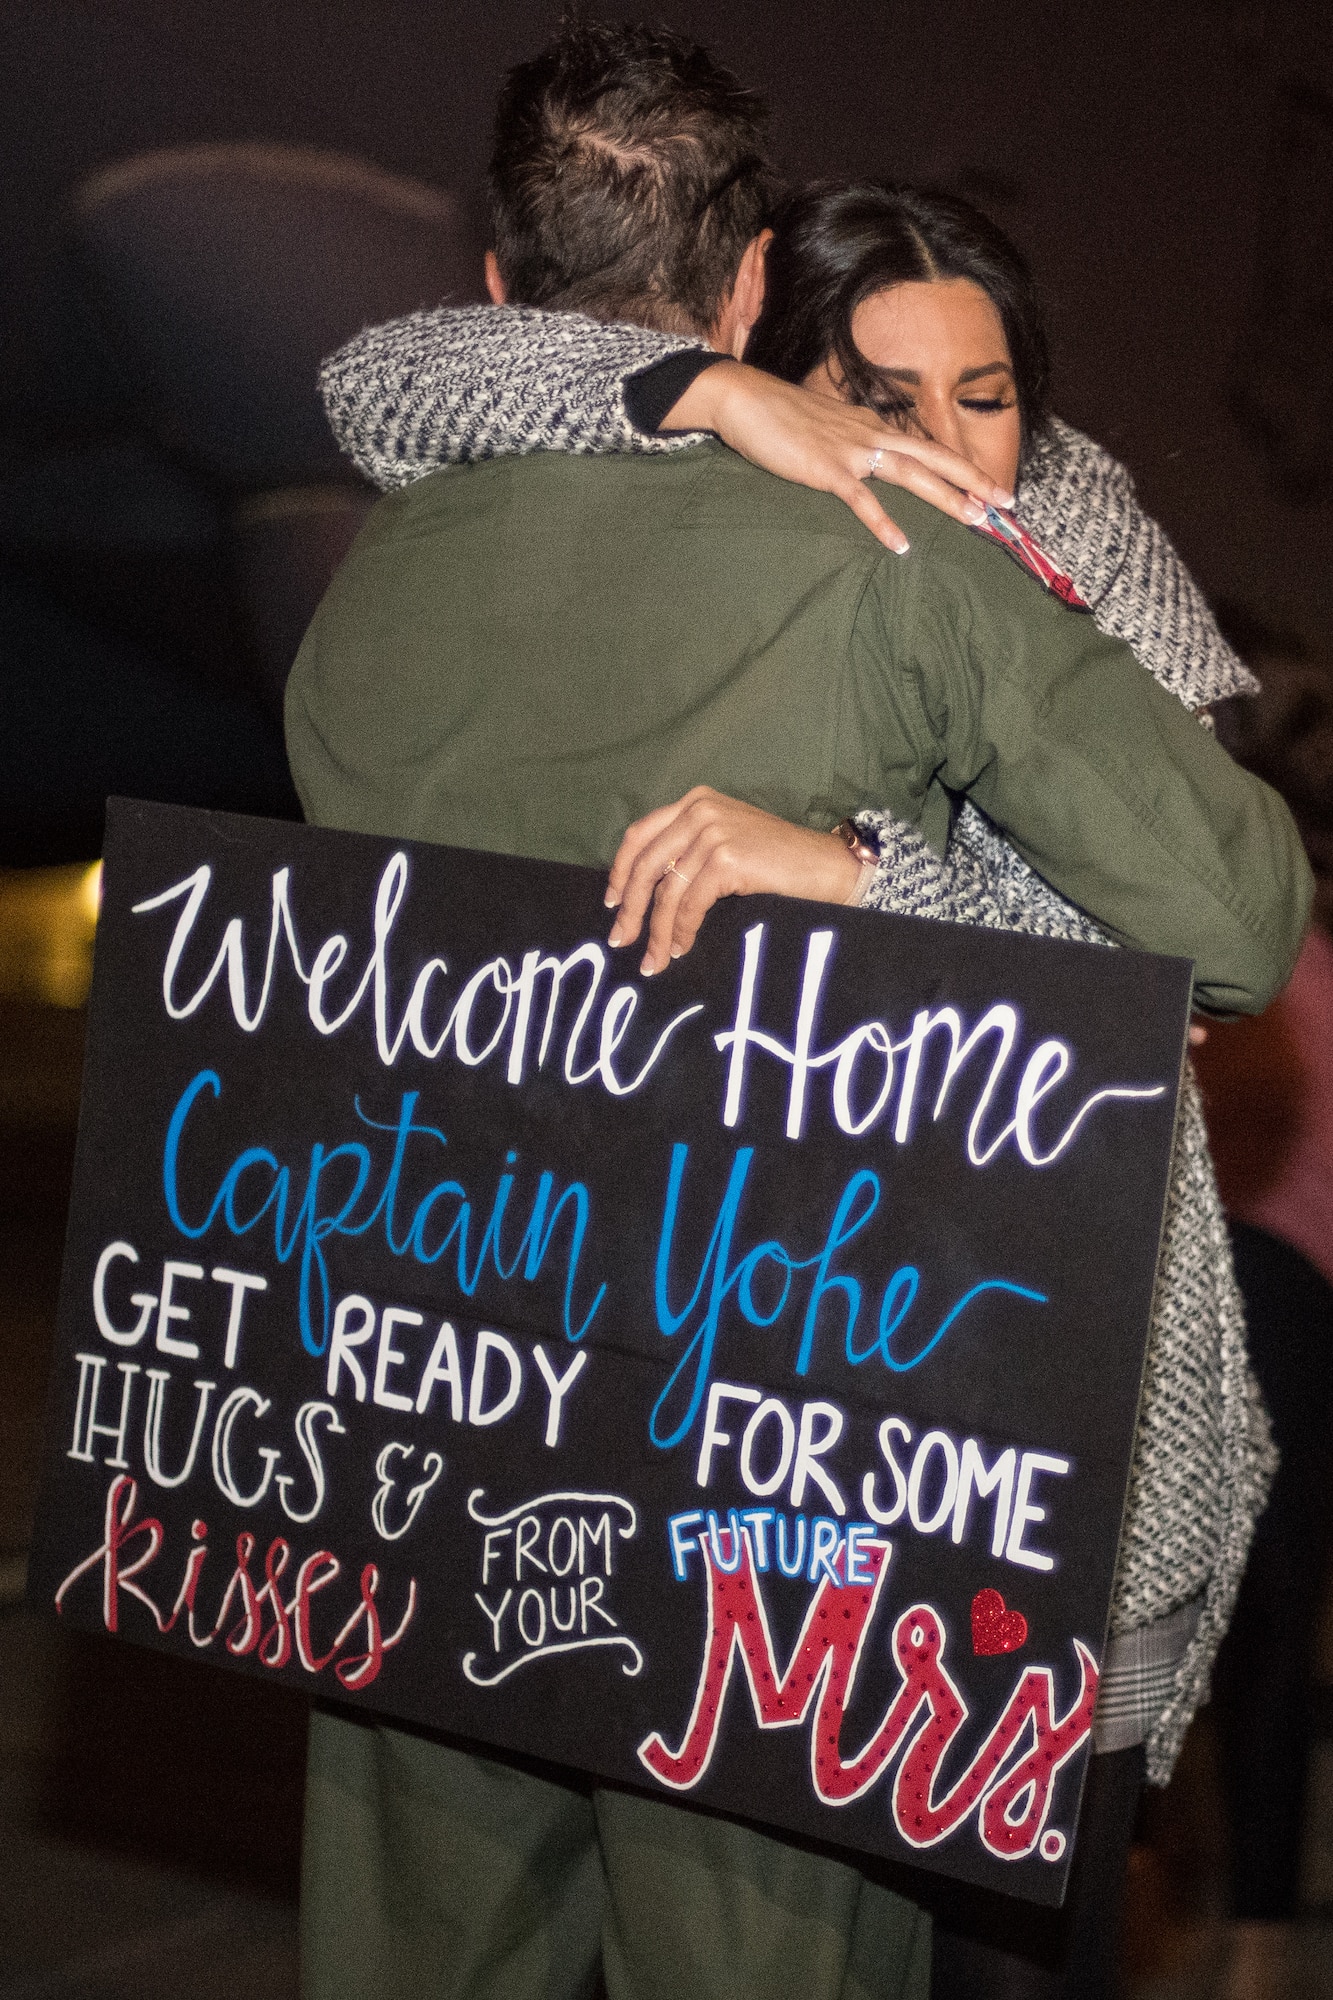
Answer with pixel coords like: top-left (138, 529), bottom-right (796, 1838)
top-left (302, 1710), bottom-right (931, 2000)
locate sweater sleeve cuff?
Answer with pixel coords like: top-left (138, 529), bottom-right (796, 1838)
top-left (623, 350), bottom-right (723, 435)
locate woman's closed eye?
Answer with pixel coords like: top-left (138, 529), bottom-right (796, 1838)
top-left (875, 398), bottom-right (929, 438)
top-left (959, 395), bottom-right (1016, 414)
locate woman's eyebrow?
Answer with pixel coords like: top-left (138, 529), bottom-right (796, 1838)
top-left (875, 361), bottom-right (1014, 385)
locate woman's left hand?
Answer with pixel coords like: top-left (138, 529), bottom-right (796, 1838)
top-left (665, 362), bottom-right (1013, 555)
top-left (605, 786), bottom-right (862, 975)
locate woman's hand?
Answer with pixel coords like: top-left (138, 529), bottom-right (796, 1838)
top-left (606, 786), bottom-right (862, 975)
top-left (663, 360), bottom-right (1014, 555)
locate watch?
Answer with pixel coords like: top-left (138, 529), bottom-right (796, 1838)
top-left (833, 818), bottom-right (881, 907)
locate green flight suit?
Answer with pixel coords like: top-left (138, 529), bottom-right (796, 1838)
top-left (288, 443), bottom-right (1311, 1017)
top-left (286, 443), bottom-right (1310, 2000)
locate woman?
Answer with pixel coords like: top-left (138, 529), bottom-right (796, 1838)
top-left (320, 183), bottom-right (1275, 1996)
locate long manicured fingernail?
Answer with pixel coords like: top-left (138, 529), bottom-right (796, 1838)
top-left (889, 536), bottom-right (910, 556)
top-left (608, 925), bottom-right (624, 947)
top-left (640, 958), bottom-right (657, 977)
top-left (604, 890), bottom-right (620, 908)
top-left (670, 946), bottom-right (682, 959)
top-left (997, 492), bottom-right (1016, 510)
top-left (963, 498), bottom-right (986, 524)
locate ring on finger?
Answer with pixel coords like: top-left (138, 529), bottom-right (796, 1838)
top-left (867, 447), bottom-right (885, 477)
top-left (665, 860), bottom-right (692, 885)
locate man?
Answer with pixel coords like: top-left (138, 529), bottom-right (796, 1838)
top-left (286, 23), bottom-right (1310, 2000)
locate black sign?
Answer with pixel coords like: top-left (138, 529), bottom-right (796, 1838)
top-left (30, 800), bottom-right (1190, 1905)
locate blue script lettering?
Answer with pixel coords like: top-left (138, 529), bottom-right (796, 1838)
top-left (163, 1072), bottom-right (606, 1356)
top-left (650, 1143), bottom-right (1046, 1447)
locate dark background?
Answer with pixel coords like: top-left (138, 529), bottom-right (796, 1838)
top-left (4, 0), bottom-right (1333, 685)
top-left (4, 0), bottom-right (1332, 872)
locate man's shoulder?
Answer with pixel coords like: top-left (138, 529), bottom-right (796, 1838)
top-left (356, 439), bottom-right (1062, 616)
top-left (642, 446), bottom-right (975, 554)
top-left (375, 440), bottom-right (939, 545)
top-left (671, 456), bottom-right (1057, 594)
top-left (359, 438), bottom-right (727, 544)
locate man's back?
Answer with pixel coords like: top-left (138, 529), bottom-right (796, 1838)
top-left (287, 441), bottom-right (930, 864)
top-left (285, 440), bottom-right (1310, 1015)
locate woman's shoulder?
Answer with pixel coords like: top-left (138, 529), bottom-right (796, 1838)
top-left (1022, 416), bottom-right (1136, 509)
top-left (1019, 418), bottom-right (1258, 711)
top-left (1016, 417), bottom-right (1136, 601)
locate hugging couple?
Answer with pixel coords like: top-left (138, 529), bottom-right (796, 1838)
top-left (287, 17), bottom-right (1311, 2000)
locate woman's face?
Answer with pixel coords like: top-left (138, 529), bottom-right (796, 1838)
top-left (807, 277), bottom-right (1023, 494)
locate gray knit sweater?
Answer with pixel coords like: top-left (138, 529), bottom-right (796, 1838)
top-left (320, 305), bottom-right (1273, 1782)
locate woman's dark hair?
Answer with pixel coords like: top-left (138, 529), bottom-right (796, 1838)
top-left (746, 181), bottom-right (1052, 452)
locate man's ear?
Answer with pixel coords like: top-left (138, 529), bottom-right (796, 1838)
top-left (710, 229), bottom-right (772, 359)
top-left (484, 250), bottom-right (508, 305)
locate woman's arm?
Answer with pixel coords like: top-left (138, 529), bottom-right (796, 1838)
top-left (319, 304), bottom-right (1013, 549)
top-left (325, 315), bottom-right (1255, 714)
top-left (603, 789), bottom-right (1110, 976)
top-left (319, 304), bottom-right (705, 489)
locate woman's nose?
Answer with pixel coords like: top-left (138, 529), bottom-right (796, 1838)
top-left (921, 399), bottom-right (967, 459)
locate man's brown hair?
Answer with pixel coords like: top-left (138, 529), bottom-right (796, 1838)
top-left (489, 17), bottom-right (776, 335)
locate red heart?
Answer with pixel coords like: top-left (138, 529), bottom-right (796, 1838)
top-left (971, 1588), bottom-right (1028, 1655)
